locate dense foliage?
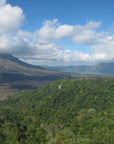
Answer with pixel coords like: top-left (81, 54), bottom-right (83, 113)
top-left (0, 78), bottom-right (114, 144)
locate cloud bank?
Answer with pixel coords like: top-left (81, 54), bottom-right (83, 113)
top-left (0, 0), bottom-right (114, 65)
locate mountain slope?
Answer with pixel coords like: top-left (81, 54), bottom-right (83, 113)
top-left (0, 53), bottom-right (71, 79)
top-left (0, 53), bottom-right (68, 99)
top-left (0, 53), bottom-right (43, 70)
top-left (0, 78), bottom-right (113, 143)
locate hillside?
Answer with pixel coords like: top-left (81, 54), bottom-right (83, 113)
top-left (45, 62), bottom-right (114, 76)
top-left (0, 78), bottom-right (113, 143)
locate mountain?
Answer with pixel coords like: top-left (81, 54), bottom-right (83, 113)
top-left (0, 53), bottom-right (67, 100)
top-left (0, 53), bottom-right (44, 72)
top-left (91, 62), bottom-right (114, 75)
top-left (0, 78), bottom-right (113, 143)
top-left (45, 62), bottom-right (114, 76)
top-left (0, 53), bottom-right (92, 100)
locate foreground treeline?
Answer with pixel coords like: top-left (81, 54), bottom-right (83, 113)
top-left (0, 78), bottom-right (114, 144)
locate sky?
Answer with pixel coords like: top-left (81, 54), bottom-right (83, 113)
top-left (0, 0), bottom-right (114, 66)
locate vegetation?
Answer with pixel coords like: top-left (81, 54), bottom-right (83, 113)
top-left (0, 78), bottom-right (114, 143)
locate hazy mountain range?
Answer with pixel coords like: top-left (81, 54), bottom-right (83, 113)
top-left (45, 62), bottom-right (114, 76)
top-left (1, 53), bottom-right (113, 76)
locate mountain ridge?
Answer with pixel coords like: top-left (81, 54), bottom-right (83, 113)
top-left (0, 53), bottom-right (68, 100)
top-left (45, 62), bottom-right (114, 76)
top-left (1, 53), bottom-right (113, 76)
top-left (0, 53), bottom-right (44, 70)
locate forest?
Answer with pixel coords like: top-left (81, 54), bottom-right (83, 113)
top-left (0, 78), bottom-right (114, 144)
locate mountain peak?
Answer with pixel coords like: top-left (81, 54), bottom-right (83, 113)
top-left (0, 53), bottom-right (20, 62)
top-left (0, 53), bottom-right (44, 70)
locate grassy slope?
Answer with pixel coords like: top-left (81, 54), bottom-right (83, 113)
top-left (0, 78), bottom-right (114, 144)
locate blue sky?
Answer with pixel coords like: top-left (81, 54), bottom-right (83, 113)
top-left (9, 0), bottom-right (114, 31)
top-left (0, 0), bottom-right (114, 65)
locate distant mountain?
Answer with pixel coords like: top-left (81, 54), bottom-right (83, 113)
top-left (45, 62), bottom-right (114, 76)
top-left (91, 63), bottom-right (114, 75)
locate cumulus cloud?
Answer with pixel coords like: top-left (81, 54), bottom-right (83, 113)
top-left (0, 0), bottom-right (113, 65)
top-left (55, 24), bottom-right (73, 39)
top-left (0, 1), bottom-right (25, 33)
top-left (0, 35), bottom-right (32, 55)
top-left (72, 21), bottom-right (102, 45)
top-left (36, 19), bottom-right (102, 45)
top-left (36, 19), bottom-right (73, 43)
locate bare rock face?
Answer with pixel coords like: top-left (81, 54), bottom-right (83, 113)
top-left (88, 108), bottom-right (96, 115)
top-left (58, 84), bottom-right (62, 89)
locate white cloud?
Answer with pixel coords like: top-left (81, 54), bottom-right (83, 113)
top-left (36, 19), bottom-right (73, 43)
top-left (36, 20), bottom-right (102, 46)
top-left (0, 35), bottom-right (31, 55)
top-left (72, 30), bottom-right (97, 45)
top-left (72, 21), bottom-right (102, 45)
top-left (82, 21), bottom-right (102, 30)
top-left (92, 35), bottom-right (114, 60)
top-left (55, 25), bottom-right (73, 39)
top-left (0, 2), bottom-right (25, 33)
